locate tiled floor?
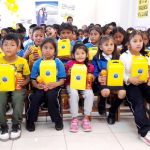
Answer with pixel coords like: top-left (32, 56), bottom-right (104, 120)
top-left (0, 113), bottom-right (150, 150)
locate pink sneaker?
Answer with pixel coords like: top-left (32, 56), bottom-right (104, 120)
top-left (140, 131), bottom-right (150, 146)
top-left (82, 118), bottom-right (92, 132)
top-left (70, 118), bottom-right (79, 133)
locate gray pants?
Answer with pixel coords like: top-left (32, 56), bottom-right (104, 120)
top-left (0, 89), bottom-right (25, 125)
top-left (67, 86), bottom-right (94, 118)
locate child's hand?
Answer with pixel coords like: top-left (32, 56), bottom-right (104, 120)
top-left (98, 75), bottom-right (107, 84)
top-left (37, 83), bottom-right (44, 89)
top-left (128, 77), bottom-right (144, 85)
top-left (47, 82), bottom-right (58, 90)
top-left (32, 53), bottom-right (40, 61)
top-left (147, 81), bottom-right (150, 86)
top-left (24, 47), bottom-right (32, 58)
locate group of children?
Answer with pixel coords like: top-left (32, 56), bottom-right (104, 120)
top-left (0, 22), bottom-right (150, 146)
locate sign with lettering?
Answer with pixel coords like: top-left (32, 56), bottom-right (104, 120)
top-left (138, 0), bottom-right (149, 18)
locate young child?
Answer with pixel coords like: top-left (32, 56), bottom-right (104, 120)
top-left (45, 25), bottom-right (57, 39)
top-left (112, 26), bottom-right (126, 54)
top-left (0, 28), bottom-right (9, 46)
top-left (65, 43), bottom-right (94, 132)
top-left (92, 35), bottom-right (126, 124)
top-left (26, 38), bottom-right (66, 132)
top-left (120, 30), bottom-right (150, 146)
top-left (23, 26), bottom-right (45, 69)
top-left (0, 34), bottom-right (30, 141)
top-left (85, 26), bottom-right (102, 49)
top-left (58, 23), bottom-right (74, 63)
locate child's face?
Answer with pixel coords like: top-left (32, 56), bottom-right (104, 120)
top-left (113, 32), bottom-right (124, 45)
top-left (42, 42), bottom-right (55, 60)
top-left (72, 32), bottom-right (77, 41)
top-left (1, 30), bottom-right (7, 38)
top-left (79, 31), bottom-right (84, 39)
top-left (90, 30), bottom-right (100, 44)
top-left (32, 30), bottom-right (45, 46)
top-left (29, 28), bottom-right (33, 39)
top-left (74, 48), bottom-right (87, 63)
top-left (129, 34), bottom-right (143, 53)
top-left (60, 29), bottom-right (73, 40)
top-left (100, 39), bottom-right (114, 55)
top-left (142, 33), bottom-right (149, 46)
top-left (2, 40), bottom-right (18, 57)
top-left (46, 27), bottom-right (56, 38)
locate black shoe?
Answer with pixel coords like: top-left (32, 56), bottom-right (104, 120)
top-left (98, 101), bottom-right (106, 115)
top-left (26, 120), bottom-right (35, 132)
top-left (107, 113), bottom-right (116, 125)
top-left (55, 120), bottom-right (63, 131)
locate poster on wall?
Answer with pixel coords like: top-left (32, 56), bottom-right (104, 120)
top-left (35, 1), bottom-right (58, 25)
top-left (138, 0), bottom-right (149, 18)
top-left (60, 2), bottom-right (75, 21)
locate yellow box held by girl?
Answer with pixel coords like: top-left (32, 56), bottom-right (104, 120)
top-left (107, 60), bottom-right (124, 86)
top-left (131, 56), bottom-right (148, 82)
top-left (88, 47), bottom-right (98, 61)
top-left (40, 60), bottom-right (56, 84)
top-left (70, 64), bottom-right (87, 90)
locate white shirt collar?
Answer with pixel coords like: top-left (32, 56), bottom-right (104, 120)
top-left (102, 52), bottom-right (112, 60)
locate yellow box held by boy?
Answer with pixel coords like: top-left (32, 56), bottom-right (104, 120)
top-left (57, 39), bottom-right (71, 57)
top-left (131, 56), bottom-right (148, 82)
top-left (0, 64), bottom-right (15, 91)
top-left (40, 60), bottom-right (57, 84)
top-left (107, 60), bottom-right (124, 86)
top-left (70, 64), bottom-right (87, 90)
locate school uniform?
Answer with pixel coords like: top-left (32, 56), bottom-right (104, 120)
top-left (120, 50), bottom-right (150, 137)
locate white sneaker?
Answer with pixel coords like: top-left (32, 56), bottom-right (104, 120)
top-left (10, 124), bottom-right (21, 140)
top-left (0, 125), bottom-right (9, 141)
top-left (140, 131), bottom-right (150, 146)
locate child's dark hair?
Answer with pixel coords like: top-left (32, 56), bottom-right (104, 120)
top-left (40, 38), bottom-right (57, 57)
top-left (2, 33), bottom-right (19, 46)
top-left (60, 23), bottom-right (73, 33)
top-left (127, 30), bottom-right (146, 56)
top-left (95, 35), bottom-right (119, 59)
top-left (89, 26), bottom-right (102, 35)
top-left (72, 42), bottom-right (89, 66)
top-left (32, 26), bottom-right (45, 35)
top-left (29, 24), bottom-right (37, 29)
top-left (67, 16), bottom-right (73, 21)
top-left (111, 26), bottom-right (127, 45)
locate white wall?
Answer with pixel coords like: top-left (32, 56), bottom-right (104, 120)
top-left (0, 0), bottom-right (150, 30)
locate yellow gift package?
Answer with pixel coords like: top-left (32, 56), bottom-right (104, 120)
top-left (58, 39), bottom-right (71, 57)
top-left (40, 60), bottom-right (57, 84)
top-left (70, 64), bottom-right (87, 90)
top-left (131, 56), bottom-right (148, 82)
top-left (29, 46), bottom-right (42, 63)
top-left (88, 47), bottom-right (98, 60)
top-left (0, 64), bottom-right (15, 91)
top-left (107, 60), bottom-right (124, 86)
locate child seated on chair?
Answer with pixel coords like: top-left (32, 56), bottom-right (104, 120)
top-left (92, 35), bottom-right (126, 124)
top-left (26, 38), bottom-right (66, 132)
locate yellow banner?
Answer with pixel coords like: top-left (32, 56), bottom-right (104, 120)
top-left (138, 0), bottom-right (149, 18)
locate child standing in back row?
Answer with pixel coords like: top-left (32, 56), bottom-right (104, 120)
top-left (65, 43), bottom-right (94, 132)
